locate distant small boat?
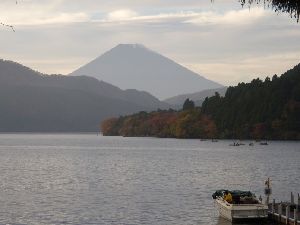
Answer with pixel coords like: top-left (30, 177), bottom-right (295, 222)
top-left (260, 141), bottom-right (268, 145)
top-left (230, 141), bottom-right (247, 146)
top-left (249, 143), bottom-right (254, 146)
top-left (230, 142), bottom-right (240, 146)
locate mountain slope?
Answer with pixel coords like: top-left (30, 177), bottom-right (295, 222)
top-left (0, 60), bottom-right (169, 110)
top-left (202, 63), bottom-right (300, 139)
top-left (0, 59), bottom-right (169, 132)
top-left (164, 87), bottom-right (227, 108)
top-left (0, 85), bottom-right (142, 132)
top-left (70, 44), bottom-right (223, 99)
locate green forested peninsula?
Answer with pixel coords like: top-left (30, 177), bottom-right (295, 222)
top-left (101, 63), bottom-right (300, 140)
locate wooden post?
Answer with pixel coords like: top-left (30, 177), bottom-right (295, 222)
top-left (279, 204), bottom-right (283, 223)
top-left (286, 205), bottom-right (290, 224)
top-left (272, 199), bottom-right (275, 213)
top-left (265, 177), bottom-right (271, 205)
top-left (297, 193), bottom-right (300, 211)
top-left (294, 208), bottom-right (298, 225)
top-left (291, 192), bottom-right (295, 205)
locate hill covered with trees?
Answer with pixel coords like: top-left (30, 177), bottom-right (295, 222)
top-left (202, 63), bottom-right (300, 140)
top-left (101, 63), bottom-right (300, 140)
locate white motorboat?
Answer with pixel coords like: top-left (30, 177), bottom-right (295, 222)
top-left (213, 190), bottom-right (269, 222)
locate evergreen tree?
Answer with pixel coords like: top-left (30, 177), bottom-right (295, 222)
top-left (182, 98), bottom-right (195, 111)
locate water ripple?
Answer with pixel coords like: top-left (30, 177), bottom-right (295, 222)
top-left (0, 134), bottom-right (299, 225)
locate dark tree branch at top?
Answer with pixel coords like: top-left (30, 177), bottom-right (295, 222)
top-left (239, 0), bottom-right (300, 22)
top-left (0, 0), bottom-right (18, 32)
top-left (210, 0), bottom-right (300, 22)
top-left (1, 22), bottom-right (15, 32)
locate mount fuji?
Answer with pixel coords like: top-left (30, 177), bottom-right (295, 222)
top-left (70, 44), bottom-right (223, 99)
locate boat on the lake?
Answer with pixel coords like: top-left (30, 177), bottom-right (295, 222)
top-left (229, 141), bottom-right (245, 146)
top-left (229, 142), bottom-right (240, 146)
top-left (212, 190), bottom-right (268, 222)
top-left (260, 141), bottom-right (268, 145)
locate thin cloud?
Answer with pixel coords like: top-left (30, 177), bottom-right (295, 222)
top-left (97, 7), bottom-right (269, 26)
top-left (100, 10), bottom-right (199, 23)
top-left (107, 9), bottom-right (138, 21)
top-left (0, 11), bottom-right (89, 26)
top-left (185, 7), bottom-right (269, 25)
top-left (1, 3), bottom-right (268, 27)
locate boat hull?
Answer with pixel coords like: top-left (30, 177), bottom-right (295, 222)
top-left (215, 198), bottom-right (268, 222)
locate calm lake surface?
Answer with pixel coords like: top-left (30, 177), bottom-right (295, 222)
top-left (0, 134), bottom-right (299, 225)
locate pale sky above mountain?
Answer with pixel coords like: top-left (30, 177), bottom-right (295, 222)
top-left (0, 0), bottom-right (300, 86)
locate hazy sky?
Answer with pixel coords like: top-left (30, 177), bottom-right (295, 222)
top-left (1, 0), bottom-right (300, 86)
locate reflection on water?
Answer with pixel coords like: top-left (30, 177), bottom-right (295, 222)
top-left (0, 134), bottom-right (298, 225)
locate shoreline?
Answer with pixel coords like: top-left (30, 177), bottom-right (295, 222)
top-left (0, 133), bottom-right (300, 141)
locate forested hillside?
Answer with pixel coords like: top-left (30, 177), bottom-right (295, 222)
top-left (101, 63), bottom-right (300, 140)
top-left (202, 64), bottom-right (300, 139)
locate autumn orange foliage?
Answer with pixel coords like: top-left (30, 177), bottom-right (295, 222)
top-left (101, 109), bottom-right (217, 139)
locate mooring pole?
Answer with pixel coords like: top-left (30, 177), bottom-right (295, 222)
top-left (291, 192), bottom-right (295, 205)
top-left (294, 208), bottom-right (297, 225)
top-left (264, 177), bottom-right (272, 205)
top-left (297, 193), bottom-right (300, 211)
top-left (286, 205), bottom-right (290, 224)
top-left (279, 204), bottom-right (282, 223)
top-left (272, 199), bottom-right (275, 213)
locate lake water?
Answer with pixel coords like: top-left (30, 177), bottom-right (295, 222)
top-left (0, 134), bottom-right (299, 225)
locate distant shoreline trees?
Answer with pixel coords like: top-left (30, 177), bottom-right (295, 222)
top-left (101, 106), bottom-right (218, 139)
top-left (101, 63), bottom-right (300, 140)
top-left (182, 98), bottom-right (195, 111)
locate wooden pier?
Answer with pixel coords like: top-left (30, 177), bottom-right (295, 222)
top-left (268, 193), bottom-right (300, 225)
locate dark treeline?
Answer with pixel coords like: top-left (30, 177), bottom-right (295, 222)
top-left (101, 63), bottom-right (300, 140)
top-left (202, 63), bottom-right (300, 140)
